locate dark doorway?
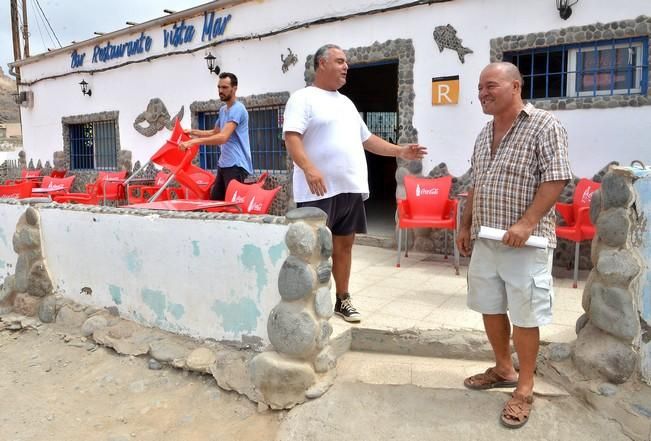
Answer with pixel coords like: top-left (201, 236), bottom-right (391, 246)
top-left (340, 61), bottom-right (399, 237)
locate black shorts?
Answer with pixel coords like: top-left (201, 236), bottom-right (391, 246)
top-left (211, 166), bottom-right (249, 201)
top-left (297, 193), bottom-right (367, 236)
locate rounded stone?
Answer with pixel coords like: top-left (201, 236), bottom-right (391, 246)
top-left (574, 323), bottom-right (637, 384)
top-left (406, 160), bottom-right (423, 175)
top-left (314, 346), bottom-right (336, 373)
top-left (316, 261), bottom-right (332, 284)
top-left (316, 320), bottom-right (333, 350)
top-left (267, 303), bottom-right (318, 357)
top-left (285, 222), bottom-right (317, 260)
top-left (317, 226), bottom-right (333, 259)
top-left (278, 256), bottom-right (316, 301)
top-left (596, 249), bottom-right (641, 285)
top-left (315, 287), bottom-right (334, 319)
top-left (575, 313), bottom-right (589, 335)
top-left (596, 208), bottom-right (630, 247)
top-left (589, 189), bottom-right (602, 224)
top-left (601, 173), bottom-right (633, 209)
top-left (589, 283), bottom-right (639, 341)
top-left (38, 295), bottom-right (57, 323)
top-left (286, 207), bottom-right (327, 223)
top-left (598, 383), bottom-right (618, 397)
top-left (25, 207), bottom-right (39, 226)
top-left (547, 343), bottom-right (572, 362)
top-left (186, 347), bottom-right (216, 373)
top-left (81, 315), bottom-right (109, 337)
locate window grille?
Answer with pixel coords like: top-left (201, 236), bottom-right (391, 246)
top-left (503, 37), bottom-right (648, 100)
top-left (198, 104), bottom-right (287, 174)
top-left (69, 120), bottom-right (118, 170)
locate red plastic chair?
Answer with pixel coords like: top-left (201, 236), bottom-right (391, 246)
top-left (127, 171), bottom-right (171, 204)
top-left (205, 176), bottom-right (271, 213)
top-left (0, 181), bottom-right (34, 199)
top-left (34, 175), bottom-right (75, 197)
top-left (396, 175), bottom-right (459, 273)
top-left (242, 185), bottom-right (281, 214)
top-left (50, 169), bottom-right (67, 178)
top-left (22, 169), bottom-right (42, 179)
top-left (556, 178), bottom-right (601, 288)
top-left (6, 169), bottom-right (42, 186)
top-left (145, 119), bottom-right (215, 201)
top-left (54, 171), bottom-right (126, 205)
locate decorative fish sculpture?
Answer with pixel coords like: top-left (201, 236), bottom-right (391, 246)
top-left (433, 24), bottom-right (474, 64)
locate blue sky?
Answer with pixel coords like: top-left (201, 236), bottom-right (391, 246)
top-left (1, 0), bottom-right (209, 74)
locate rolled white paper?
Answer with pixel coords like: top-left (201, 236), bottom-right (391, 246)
top-left (478, 226), bottom-right (548, 249)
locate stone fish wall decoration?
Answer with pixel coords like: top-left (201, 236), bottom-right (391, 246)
top-left (134, 98), bottom-right (184, 137)
top-left (281, 48), bottom-right (298, 74)
top-left (433, 24), bottom-right (473, 64)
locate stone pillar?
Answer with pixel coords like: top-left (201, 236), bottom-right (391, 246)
top-left (574, 167), bottom-right (645, 384)
top-left (0, 207), bottom-right (56, 320)
top-left (250, 207), bottom-right (336, 409)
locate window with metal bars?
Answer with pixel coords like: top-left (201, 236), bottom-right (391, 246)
top-left (68, 120), bottom-right (118, 170)
top-left (197, 104), bottom-right (287, 173)
top-left (503, 37), bottom-right (648, 100)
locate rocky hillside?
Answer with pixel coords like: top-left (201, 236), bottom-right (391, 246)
top-left (0, 67), bottom-right (20, 123)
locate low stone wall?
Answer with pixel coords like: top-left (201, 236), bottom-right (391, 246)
top-left (0, 200), bottom-right (289, 344)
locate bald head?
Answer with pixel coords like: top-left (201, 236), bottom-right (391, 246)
top-left (478, 62), bottom-right (525, 117)
top-left (482, 62), bottom-right (523, 88)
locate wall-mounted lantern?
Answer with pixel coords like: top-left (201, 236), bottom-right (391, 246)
top-left (204, 52), bottom-right (220, 75)
top-left (79, 79), bottom-right (92, 97)
top-left (556, 0), bottom-right (578, 20)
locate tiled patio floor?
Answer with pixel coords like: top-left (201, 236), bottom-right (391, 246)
top-left (331, 244), bottom-right (585, 344)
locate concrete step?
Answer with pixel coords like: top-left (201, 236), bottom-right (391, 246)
top-left (336, 351), bottom-right (569, 398)
top-left (277, 379), bottom-right (628, 441)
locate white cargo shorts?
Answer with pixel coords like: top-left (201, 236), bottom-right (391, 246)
top-left (467, 238), bottom-right (554, 328)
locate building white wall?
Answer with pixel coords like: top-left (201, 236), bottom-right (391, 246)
top-left (0, 201), bottom-right (289, 343)
top-left (0, 203), bottom-right (25, 282)
top-left (16, 0), bottom-right (651, 178)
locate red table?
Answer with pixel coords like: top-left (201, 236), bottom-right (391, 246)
top-left (123, 200), bottom-right (241, 212)
top-left (32, 185), bottom-right (65, 194)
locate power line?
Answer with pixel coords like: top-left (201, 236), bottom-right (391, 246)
top-left (34, 0), bottom-right (61, 48)
top-left (31, 0), bottom-right (57, 50)
top-left (28, 0), bottom-right (47, 53)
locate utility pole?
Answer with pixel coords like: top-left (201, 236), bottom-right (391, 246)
top-left (10, 0), bottom-right (22, 84)
top-left (21, 0), bottom-right (29, 58)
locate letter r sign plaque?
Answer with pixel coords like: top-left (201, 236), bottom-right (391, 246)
top-left (432, 75), bottom-right (459, 105)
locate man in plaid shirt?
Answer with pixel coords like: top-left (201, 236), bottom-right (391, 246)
top-left (456, 62), bottom-right (572, 429)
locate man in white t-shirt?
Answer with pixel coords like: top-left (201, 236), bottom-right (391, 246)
top-left (283, 44), bottom-right (426, 322)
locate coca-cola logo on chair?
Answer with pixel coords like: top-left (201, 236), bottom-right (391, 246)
top-left (416, 184), bottom-right (439, 197)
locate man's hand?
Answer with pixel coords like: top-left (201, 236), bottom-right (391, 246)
top-left (502, 219), bottom-right (535, 248)
top-left (456, 226), bottom-right (472, 256)
top-left (304, 166), bottom-right (327, 197)
top-left (178, 140), bottom-right (194, 151)
top-left (398, 144), bottom-right (427, 160)
top-left (183, 128), bottom-right (193, 137)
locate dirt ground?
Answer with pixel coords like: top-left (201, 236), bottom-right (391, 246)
top-left (0, 322), bottom-right (282, 441)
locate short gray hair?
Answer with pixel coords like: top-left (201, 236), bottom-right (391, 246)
top-left (313, 44), bottom-right (341, 71)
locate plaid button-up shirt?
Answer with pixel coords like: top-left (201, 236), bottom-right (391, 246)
top-left (470, 103), bottom-right (572, 248)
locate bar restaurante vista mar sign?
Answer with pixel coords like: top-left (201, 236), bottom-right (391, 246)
top-left (70, 12), bottom-right (232, 69)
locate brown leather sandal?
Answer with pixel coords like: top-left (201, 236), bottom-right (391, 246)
top-left (500, 391), bottom-right (534, 429)
top-left (463, 367), bottom-right (518, 390)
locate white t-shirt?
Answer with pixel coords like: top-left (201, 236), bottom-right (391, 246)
top-left (283, 86), bottom-right (372, 203)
